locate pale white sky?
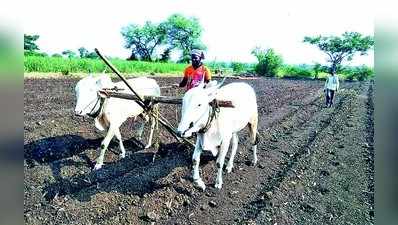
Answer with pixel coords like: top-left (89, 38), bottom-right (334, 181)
top-left (23, 0), bottom-right (374, 66)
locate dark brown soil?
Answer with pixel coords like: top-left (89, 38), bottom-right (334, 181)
top-left (24, 77), bottom-right (374, 225)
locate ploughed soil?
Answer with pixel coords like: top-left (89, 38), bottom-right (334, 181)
top-left (24, 76), bottom-right (374, 225)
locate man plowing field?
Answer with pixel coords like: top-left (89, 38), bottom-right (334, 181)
top-left (177, 49), bottom-right (212, 91)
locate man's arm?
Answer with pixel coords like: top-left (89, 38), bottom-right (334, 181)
top-left (204, 67), bottom-right (212, 83)
top-left (179, 77), bottom-right (188, 87)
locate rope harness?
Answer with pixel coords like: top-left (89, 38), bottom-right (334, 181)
top-left (198, 100), bottom-right (220, 134)
top-left (86, 96), bottom-right (105, 118)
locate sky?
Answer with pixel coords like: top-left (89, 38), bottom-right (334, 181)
top-left (23, 0), bottom-right (374, 66)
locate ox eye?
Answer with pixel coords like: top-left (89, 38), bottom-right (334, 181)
top-left (198, 104), bottom-right (201, 107)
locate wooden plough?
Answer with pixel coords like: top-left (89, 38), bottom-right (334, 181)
top-left (94, 48), bottom-right (234, 148)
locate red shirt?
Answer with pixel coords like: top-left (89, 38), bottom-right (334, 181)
top-left (183, 65), bottom-right (212, 90)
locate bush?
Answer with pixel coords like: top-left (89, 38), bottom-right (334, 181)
top-left (61, 69), bottom-right (70, 75)
top-left (231, 62), bottom-right (246, 73)
top-left (24, 50), bottom-right (47, 57)
top-left (280, 64), bottom-right (313, 78)
top-left (252, 48), bottom-right (283, 77)
top-left (207, 61), bottom-right (233, 75)
top-left (343, 65), bottom-right (374, 81)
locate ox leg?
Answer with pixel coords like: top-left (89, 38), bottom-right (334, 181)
top-left (137, 121), bottom-right (145, 141)
top-left (114, 129), bottom-right (126, 158)
top-left (145, 114), bottom-right (156, 149)
top-left (252, 144), bottom-right (258, 165)
top-left (226, 133), bottom-right (239, 173)
top-left (192, 137), bottom-right (206, 191)
top-left (137, 114), bottom-right (149, 141)
top-left (215, 135), bottom-right (232, 189)
top-left (94, 126), bottom-right (116, 170)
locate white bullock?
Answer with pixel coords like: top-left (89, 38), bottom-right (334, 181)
top-left (74, 75), bottom-right (161, 170)
top-left (177, 80), bottom-right (258, 190)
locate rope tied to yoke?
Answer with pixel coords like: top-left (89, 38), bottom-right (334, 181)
top-left (198, 99), bottom-right (220, 134)
top-left (87, 95), bottom-right (105, 118)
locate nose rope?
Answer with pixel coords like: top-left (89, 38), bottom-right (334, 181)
top-left (198, 100), bottom-right (219, 133)
top-left (181, 100), bottom-right (219, 136)
top-left (181, 104), bottom-right (209, 136)
top-left (87, 97), bottom-right (103, 118)
top-left (79, 97), bottom-right (97, 113)
top-left (78, 94), bottom-right (103, 118)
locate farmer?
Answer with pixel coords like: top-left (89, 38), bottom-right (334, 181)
top-left (177, 49), bottom-right (212, 91)
top-left (324, 73), bottom-right (340, 107)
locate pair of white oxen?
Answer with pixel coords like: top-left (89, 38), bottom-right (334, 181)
top-left (74, 75), bottom-right (259, 190)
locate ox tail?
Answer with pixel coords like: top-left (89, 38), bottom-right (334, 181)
top-left (248, 112), bottom-right (259, 165)
top-left (248, 112), bottom-right (259, 145)
top-left (254, 131), bottom-right (260, 145)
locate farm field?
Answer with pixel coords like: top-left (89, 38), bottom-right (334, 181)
top-left (24, 76), bottom-right (374, 225)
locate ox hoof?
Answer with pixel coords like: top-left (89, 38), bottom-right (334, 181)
top-left (120, 152), bottom-right (126, 158)
top-left (226, 165), bottom-right (233, 173)
top-left (210, 149), bottom-right (218, 157)
top-left (194, 179), bottom-right (206, 191)
top-left (93, 163), bottom-right (103, 170)
top-left (144, 144), bottom-right (152, 149)
top-left (214, 181), bottom-right (223, 189)
top-left (252, 159), bottom-right (258, 166)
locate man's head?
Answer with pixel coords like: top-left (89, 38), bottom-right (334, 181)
top-left (191, 49), bottom-right (204, 68)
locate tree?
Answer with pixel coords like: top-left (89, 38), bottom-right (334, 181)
top-left (126, 52), bottom-right (138, 61)
top-left (121, 21), bottom-right (166, 61)
top-left (52, 53), bottom-right (62, 57)
top-left (251, 47), bottom-right (283, 77)
top-left (313, 63), bottom-right (322, 79)
top-left (85, 51), bottom-right (99, 59)
top-left (159, 47), bottom-right (172, 62)
top-left (231, 62), bottom-right (246, 73)
top-left (303, 32), bottom-right (374, 75)
top-left (25, 51), bottom-right (47, 57)
top-left (62, 49), bottom-right (77, 58)
top-left (78, 47), bottom-right (89, 58)
top-left (161, 14), bottom-right (205, 63)
top-left (77, 47), bottom-right (98, 59)
top-left (343, 65), bottom-right (374, 81)
top-left (24, 34), bottom-right (40, 51)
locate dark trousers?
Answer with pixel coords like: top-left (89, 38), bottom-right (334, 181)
top-left (325, 89), bottom-right (335, 107)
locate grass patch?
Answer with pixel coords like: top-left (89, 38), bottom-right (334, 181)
top-left (24, 56), bottom-right (187, 75)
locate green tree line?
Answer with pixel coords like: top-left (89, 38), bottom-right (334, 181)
top-left (25, 16), bottom-right (374, 80)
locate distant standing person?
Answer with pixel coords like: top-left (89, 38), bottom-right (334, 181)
top-left (177, 49), bottom-right (212, 91)
top-left (324, 73), bottom-right (340, 107)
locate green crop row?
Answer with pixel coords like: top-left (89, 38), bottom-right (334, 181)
top-left (24, 56), bottom-right (188, 75)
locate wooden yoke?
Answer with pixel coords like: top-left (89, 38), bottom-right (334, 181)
top-left (98, 90), bottom-right (235, 108)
